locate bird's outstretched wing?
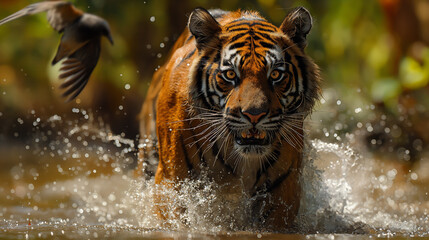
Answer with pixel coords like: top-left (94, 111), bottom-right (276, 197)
top-left (0, 1), bottom-right (82, 32)
top-left (0, 1), bottom-right (62, 25)
top-left (58, 39), bottom-right (100, 102)
top-left (46, 2), bottom-right (83, 32)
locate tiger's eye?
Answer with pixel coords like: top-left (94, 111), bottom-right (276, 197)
top-left (270, 70), bottom-right (280, 80)
top-left (225, 70), bottom-right (236, 80)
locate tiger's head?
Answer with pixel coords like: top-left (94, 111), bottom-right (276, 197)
top-left (187, 7), bottom-right (320, 161)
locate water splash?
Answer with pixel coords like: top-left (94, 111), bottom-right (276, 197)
top-left (299, 138), bottom-right (429, 236)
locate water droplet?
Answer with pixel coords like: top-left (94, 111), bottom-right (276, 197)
top-left (124, 84), bottom-right (131, 90)
top-left (395, 189), bottom-right (404, 198)
top-left (108, 193), bottom-right (116, 201)
top-left (150, 16), bottom-right (155, 22)
top-left (384, 127), bottom-right (391, 134)
top-left (387, 169), bottom-right (397, 179)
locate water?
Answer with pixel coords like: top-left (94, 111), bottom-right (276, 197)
top-left (1, 104), bottom-right (429, 239)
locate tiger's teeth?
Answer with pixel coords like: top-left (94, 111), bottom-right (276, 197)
top-left (241, 131), bottom-right (247, 139)
top-left (241, 130), bottom-right (251, 139)
top-left (241, 130), bottom-right (266, 139)
top-left (254, 131), bottom-right (266, 139)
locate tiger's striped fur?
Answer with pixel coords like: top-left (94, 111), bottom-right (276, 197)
top-left (138, 7), bottom-right (321, 230)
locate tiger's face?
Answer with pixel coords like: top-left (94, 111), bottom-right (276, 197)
top-left (219, 44), bottom-right (291, 158)
top-left (188, 8), bottom-right (320, 161)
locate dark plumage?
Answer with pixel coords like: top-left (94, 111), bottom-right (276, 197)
top-left (0, 1), bottom-right (113, 101)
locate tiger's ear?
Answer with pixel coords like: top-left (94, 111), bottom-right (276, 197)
top-left (280, 7), bottom-right (313, 49)
top-left (188, 7), bottom-right (221, 50)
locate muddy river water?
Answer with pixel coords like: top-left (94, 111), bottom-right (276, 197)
top-left (1, 96), bottom-right (429, 239)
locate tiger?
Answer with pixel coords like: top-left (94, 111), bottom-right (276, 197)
top-left (137, 6), bottom-right (321, 230)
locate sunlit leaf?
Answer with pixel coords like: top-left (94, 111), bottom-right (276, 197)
top-left (399, 57), bottom-right (429, 90)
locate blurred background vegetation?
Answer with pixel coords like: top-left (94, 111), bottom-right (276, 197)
top-left (1, 0), bottom-right (429, 165)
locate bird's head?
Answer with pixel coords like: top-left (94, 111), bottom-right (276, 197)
top-left (98, 19), bottom-right (114, 45)
top-left (83, 14), bottom-right (114, 45)
top-left (100, 20), bottom-right (114, 45)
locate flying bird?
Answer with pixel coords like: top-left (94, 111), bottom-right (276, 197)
top-left (0, 1), bottom-right (114, 102)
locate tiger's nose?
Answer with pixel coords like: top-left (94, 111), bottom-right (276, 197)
top-left (242, 108), bottom-right (267, 124)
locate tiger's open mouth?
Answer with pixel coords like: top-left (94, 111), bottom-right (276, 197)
top-left (235, 129), bottom-right (270, 146)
